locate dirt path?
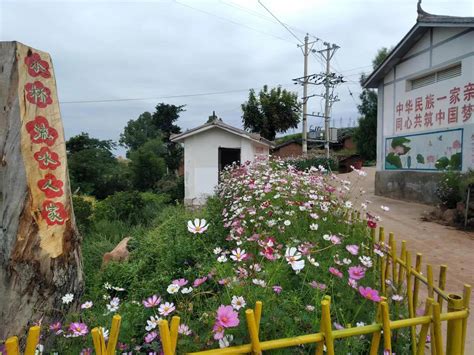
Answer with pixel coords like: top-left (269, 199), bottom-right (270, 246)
top-left (344, 167), bottom-right (474, 353)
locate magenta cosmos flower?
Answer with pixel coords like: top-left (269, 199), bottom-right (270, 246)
top-left (329, 267), bottom-right (343, 278)
top-left (172, 278), bottom-right (188, 287)
top-left (359, 286), bottom-right (381, 302)
top-left (348, 266), bottom-right (366, 280)
top-left (144, 331), bottom-right (158, 343)
top-left (216, 305), bottom-right (240, 328)
top-left (69, 322), bottom-right (89, 336)
top-left (346, 244), bottom-right (359, 255)
top-left (142, 295), bottom-right (161, 308)
top-left (193, 276), bottom-right (208, 287)
top-left (272, 285), bottom-right (283, 294)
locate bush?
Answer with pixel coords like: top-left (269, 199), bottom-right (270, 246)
top-left (155, 175), bottom-right (184, 202)
top-left (436, 169), bottom-right (474, 209)
top-left (94, 191), bottom-right (170, 226)
top-left (72, 195), bottom-right (94, 233)
top-left (287, 155), bottom-right (338, 172)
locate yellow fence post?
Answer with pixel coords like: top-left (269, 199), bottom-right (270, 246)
top-left (246, 309), bottom-right (262, 355)
top-left (413, 253), bottom-right (422, 310)
top-left (461, 284), bottom-right (471, 355)
top-left (398, 241), bottom-right (407, 286)
top-left (24, 326), bottom-right (41, 355)
top-left (159, 319), bottom-right (174, 355)
top-left (254, 301), bottom-right (263, 334)
top-left (405, 251), bottom-right (416, 355)
top-left (381, 301), bottom-right (392, 354)
top-left (320, 299), bottom-right (334, 355)
top-left (432, 302), bottom-right (444, 355)
top-left (169, 316), bottom-right (181, 354)
top-left (416, 298), bottom-right (434, 355)
top-left (389, 232), bottom-right (397, 284)
top-left (107, 314), bottom-right (122, 355)
top-left (5, 336), bottom-right (19, 355)
top-left (437, 265), bottom-right (447, 312)
top-left (379, 228), bottom-right (386, 295)
top-left (427, 264), bottom-right (434, 299)
top-left (369, 301), bottom-right (383, 355)
top-left (446, 293), bottom-right (464, 355)
top-left (92, 327), bottom-right (107, 355)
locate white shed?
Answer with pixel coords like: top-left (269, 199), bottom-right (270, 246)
top-left (171, 119), bottom-right (273, 205)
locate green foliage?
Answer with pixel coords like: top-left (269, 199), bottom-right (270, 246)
top-left (129, 139), bottom-right (167, 191)
top-left (67, 133), bottom-right (130, 199)
top-left (72, 195), bottom-right (94, 233)
top-left (354, 47), bottom-right (390, 161)
top-left (274, 133), bottom-right (301, 145)
top-left (288, 156), bottom-right (338, 171)
top-left (94, 191), bottom-right (170, 226)
top-left (241, 85), bottom-right (301, 141)
top-left (155, 175), bottom-right (184, 201)
top-left (436, 170), bottom-right (462, 208)
top-left (391, 137), bottom-right (411, 153)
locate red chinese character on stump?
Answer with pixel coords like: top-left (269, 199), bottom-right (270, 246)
top-left (405, 99), bottom-right (413, 114)
top-left (425, 94), bottom-right (435, 110)
top-left (449, 87), bottom-right (461, 105)
top-left (24, 81), bottom-right (53, 108)
top-left (462, 104), bottom-right (473, 122)
top-left (41, 200), bottom-right (68, 226)
top-left (25, 116), bottom-right (58, 146)
top-left (448, 107), bottom-right (458, 124)
top-left (37, 173), bottom-right (64, 198)
top-left (33, 147), bottom-right (61, 170)
top-left (424, 111), bottom-right (433, 127)
top-left (415, 97), bottom-right (423, 112)
top-left (396, 102), bottom-right (404, 116)
top-left (404, 116), bottom-right (413, 129)
top-left (414, 114), bottom-right (422, 128)
top-left (396, 117), bottom-right (403, 131)
top-left (464, 82), bottom-right (474, 102)
top-left (24, 52), bottom-right (51, 78)
top-left (436, 110), bottom-right (445, 125)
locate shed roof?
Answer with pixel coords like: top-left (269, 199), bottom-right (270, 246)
top-left (170, 118), bottom-right (274, 147)
top-left (363, 1), bottom-right (474, 88)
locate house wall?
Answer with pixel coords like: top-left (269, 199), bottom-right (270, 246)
top-left (377, 26), bottom-right (474, 203)
top-left (183, 128), bottom-right (269, 205)
top-left (272, 142), bottom-right (303, 159)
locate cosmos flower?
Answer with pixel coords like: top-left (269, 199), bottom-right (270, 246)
top-left (348, 266), bottom-right (366, 280)
top-left (62, 293), bottom-right (74, 305)
top-left (187, 219), bottom-right (209, 234)
top-left (80, 301), bottom-right (93, 309)
top-left (231, 296), bottom-right (246, 310)
top-left (143, 295), bottom-right (161, 308)
top-left (216, 305), bottom-right (240, 328)
top-left (359, 286), bottom-right (381, 302)
top-left (346, 244), bottom-right (359, 255)
top-left (285, 247), bottom-right (305, 271)
top-left (158, 302), bottom-right (176, 316)
top-left (68, 322), bottom-right (89, 337)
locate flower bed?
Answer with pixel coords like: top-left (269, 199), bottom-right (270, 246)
top-left (14, 159), bottom-right (408, 354)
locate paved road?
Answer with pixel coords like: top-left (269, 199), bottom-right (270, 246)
top-left (344, 167), bottom-right (474, 353)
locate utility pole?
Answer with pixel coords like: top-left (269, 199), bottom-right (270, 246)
top-left (297, 34), bottom-right (317, 156)
top-left (318, 42), bottom-right (340, 159)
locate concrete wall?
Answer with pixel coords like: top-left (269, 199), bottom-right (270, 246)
top-left (376, 26), bottom-right (474, 202)
top-left (183, 128), bottom-right (269, 205)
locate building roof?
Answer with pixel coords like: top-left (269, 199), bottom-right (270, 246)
top-left (363, 1), bottom-right (474, 88)
top-left (170, 118), bottom-right (274, 147)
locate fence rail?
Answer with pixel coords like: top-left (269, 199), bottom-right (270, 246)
top-left (3, 226), bottom-right (471, 354)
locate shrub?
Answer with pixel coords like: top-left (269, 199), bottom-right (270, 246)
top-left (94, 191), bottom-right (170, 226)
top-left (435, 169), bottom-right (474, 209)
top-left (287, 155), bottom-right (338, 172)
top-left (72, 195), bottom-right (94, 233)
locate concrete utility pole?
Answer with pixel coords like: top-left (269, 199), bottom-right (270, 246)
top-left (318, 42), bottom-right (339, 159)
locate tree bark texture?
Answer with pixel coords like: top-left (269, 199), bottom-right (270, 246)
top-left (0, 41), bottom-right (83, 339)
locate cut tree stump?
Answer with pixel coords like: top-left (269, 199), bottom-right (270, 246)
top-left (0, 42), bottom-right (83, 339)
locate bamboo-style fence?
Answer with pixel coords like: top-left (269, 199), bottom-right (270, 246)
top-left (3, 227), bottom-right (471, 354)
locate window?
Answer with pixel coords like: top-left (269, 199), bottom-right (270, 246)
top-left (408, 63), bottom-right (461, 91)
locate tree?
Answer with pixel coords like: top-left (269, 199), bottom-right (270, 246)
top-left (67, 133), bottom-right (130, 198)
top-left (354, 47), bottom-right (391, 161)
top-left (241, 85), bottom-right (301, 141)
top-left (129, 138), bottom-right (167, 191)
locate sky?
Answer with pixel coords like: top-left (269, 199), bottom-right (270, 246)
top-left (1, 0), bottom-right (473, 156)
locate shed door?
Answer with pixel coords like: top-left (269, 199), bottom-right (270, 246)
top-left (218, 147), bottom-right (241, 174)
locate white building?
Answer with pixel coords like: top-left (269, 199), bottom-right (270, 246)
top-left (171, 119), bottom-right (272, 205)
top-left (364, 3), bottom-right (474, 203)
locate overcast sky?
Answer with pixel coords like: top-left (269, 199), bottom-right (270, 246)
top-left (1, 0), bottom-right (473, 155)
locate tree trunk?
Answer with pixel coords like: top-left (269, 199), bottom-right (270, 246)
top-left (0, 42), bottom-right (83, 339)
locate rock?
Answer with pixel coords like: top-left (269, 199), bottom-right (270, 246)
top-left (103, 237), bottom-right (131, 265)
top-left (456, 202), bottom-right (466, 214)
top-left (442, 209), bottom-right (458, 225)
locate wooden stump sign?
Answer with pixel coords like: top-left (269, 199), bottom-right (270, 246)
top-left (0, 42), bottom-right (83, 338)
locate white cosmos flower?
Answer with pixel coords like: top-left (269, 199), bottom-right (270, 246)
top-left (181, 287), bottom-right (193, 294)
top-left (167, 284), bottom-right (180, 294)
top-left (230, 248), bottom-right (247, 262)
top-left (62, 293), bottom-right (74, 305)
top-left (359, 256), bottom-right (373, 268)
top-left (285, 247), bottom-right (305, 272)
top-left (213, 247), bottom-right (222, 255)
top-left (345, 201), bottom-right (353, 208)
top-left (356, 322), bottom-right (366, 327)
top-left (284, 220), bottom-right (291, 226)
top-left (310, 223), bottom-right (319, 231)
top-left (307, 256), bottom-right (319, 267)
top-left (187, 218), bottom-right (209, 234)
top-left (252, 278), bottom-right (266, 287)
top-left (231, 296), bottom-right (246, 310)
top-left (145, 315), bottom-right (162, 331)
top-left (219, 334), bottom-right (233, 348)
top-left (217, 255), bottom-right (228, 263)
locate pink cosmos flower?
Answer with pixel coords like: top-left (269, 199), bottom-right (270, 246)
top-left (359, 286), bottom-right (381, 302)
top-left (158, 302), bottom-right (175, 316)
top-left (142, 295), bottom-right (161, 308)
top-left (329, 267), bottom-right (343, 278)
top-left (333, 322), bottom-right (344, 330)
top-left (172, 278), bottom-right (188, 287)
top-left (348, 278), bottom-right (358, 289)
top-left (144, 331), bottom-right (158, 343)
top-left (178, 324), bottom-right (192, 335)
top-left (213, 323), bottom-right (225, 340)
top-left (330, 235), bottom-right (341, 245)
top-left (367, 220), bottom-right (377, 229)
top-left (348, 266), bottom-right (366, 280)
top-left (193, 276), bottom-right (208, 287)
top-left (49, 321), bottom-right (62, 334)
top-left (309, 281), bottom-right (327, 290)
top-left (346, 244), bottom-right (359, 255)
top-left (69, 322), bottom-right (89, 336)
top-left (216, 305), bottom-right (240, 328)
top-left (272, 285), bottom-right (283, 294)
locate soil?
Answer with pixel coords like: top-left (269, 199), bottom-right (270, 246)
top-left (344, 167), bottom-right (474, 353)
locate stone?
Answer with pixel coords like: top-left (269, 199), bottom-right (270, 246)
top-left (103, 237), bottom-right (131, 265)
top-left (442, 209), bottom-right (459, 225)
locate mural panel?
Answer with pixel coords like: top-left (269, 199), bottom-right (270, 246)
top-left (385, 129), bottom-right (463, 170)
